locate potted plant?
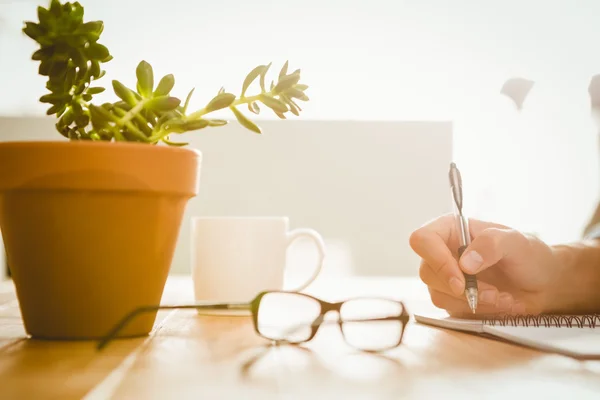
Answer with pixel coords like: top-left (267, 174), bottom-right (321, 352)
top-left (0, 0), bottom-right (309, 340)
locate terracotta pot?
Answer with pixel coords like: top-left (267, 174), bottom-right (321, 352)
top-left (0, 140), bottom-right (201, 339)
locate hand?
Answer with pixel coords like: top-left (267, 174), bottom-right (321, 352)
top-left (409, 214), bottom-right (560, 316)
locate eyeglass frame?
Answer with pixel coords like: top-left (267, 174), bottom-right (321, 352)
top-left (96, 290), bottom-right (410, 352)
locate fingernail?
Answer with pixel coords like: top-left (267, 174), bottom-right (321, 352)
top-left (497, 293), bottom-right (513, 310)
top-left (449, 277), bottom-right (464, 296)
top-left (479, 290), bottom-right (498, 305)
top-left (461, 250), bottom-right (483, 273)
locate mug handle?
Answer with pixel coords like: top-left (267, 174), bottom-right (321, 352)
top-left (285, 228), bottom-right (326, 292)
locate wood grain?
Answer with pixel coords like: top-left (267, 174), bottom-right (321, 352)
top-left (1, 276), bottom-right (600, 399)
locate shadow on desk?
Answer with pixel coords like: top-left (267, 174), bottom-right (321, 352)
top-left (236, 319), bottom-right (548, 383)
top-left (0, 307), bottom-right (177, 399)
top-left (0, 336), bottom-right (147, 399)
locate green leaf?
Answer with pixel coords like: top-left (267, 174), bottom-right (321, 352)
top-left (39, 93), bottom-right (69, 104)
top-left (90, 61), bottom-right (101, 78)
top-left (182, 88), bottom-right (194, 113)
top-left (218, 86), bottom-right (225, 94)
top-left (71, 48), bottom-right (86, 68)
top-left (145, 96), bottom-right (181, 111)
top-left (112, 80), bottom-right (137, 107)
top-left (258, 94), bottom-right (288, 113)
top-left (113, 129), bottom-right (126, 141)
top-left (113, 101), bottom-right (131, 111)
top-left (64, 68), bottom-right (76, 92)
top-left (89, 104), bottom-right (112, 129)
top-left (162, 137), bottom-right (188, 146)
top-left (38, 59), bottom-right (52, 76)
top-left (279, 60), bottom-right (288, 80)
top-left (182, 119), bottom-right (210, 130)
top-left (248, 102), bottom-right (260, 115)
top-left (207, 119), bottom-right (228, 126)
top-left (74, 82), bottom-right (86, 96)
top-left (78, 21), bottom-right (103, 35)
top-left (86, 43), bottom-right (110, 61)
top-left (61, 3), bottom-right (72, 15)
top-left (286, 88), bottom-right (309, 101)
top-left (46, 103), bottom-right (66, 116)
top-left (57, 108), bottom-right (75, 128)
top-left (53, 44), bottom-right (70, 61)
top-left (283, 95), bottom-right (299, 116)
top-left (274, 73), bottom-right (301, 94)
top-left (49, 0), bottom-right (61, 16)
top-left (241, 64), bottom-right (266, 97)
top-left (154, 74), bottom-right (175, 97)
top-left (289, 97), bottom-right (302, 112)
top-left (205, 93), bottom-right (236, 112)
top-left (295, 84), bottom-right (308, 91)
top-left (75, 114), bottom-right (90, 128)
top-left (71, 2), bottom-right (84, 23)
top-left (37, 6), bottom-right (50, 26)
top-left (274, 111), bottom-right (286, 119)
top-left (82, 94), bottom-right (93, 101)
top-left (56, 124), bottom-right (70, 138)
top-left (163, 117), bottom-right (185, 128)
top-left (32, 46), bottom-right (53, 61)
top-left (49, 61), bottom-right (68, 77)
top-left (259, 62), bottom-right (272, 92)
top-left (136, 60), bottom-right (154, 98)
top-left (23, 22), bottom-right (44, 41)
top-left (87, 87), bottom-right (105, 95)
top-left (230, 106), bottom-right (261, 134)
top-left (71, 101), bottom-right (83, 115)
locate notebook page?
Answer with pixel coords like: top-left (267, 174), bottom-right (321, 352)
top-left (484, 325), bottom-right (600, 357)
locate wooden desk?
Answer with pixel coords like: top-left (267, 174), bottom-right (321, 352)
top-left (1, 275), bottom-right (600, 399)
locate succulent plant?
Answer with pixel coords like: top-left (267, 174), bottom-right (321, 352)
top-left (23, 0), bottom-right (309, 145)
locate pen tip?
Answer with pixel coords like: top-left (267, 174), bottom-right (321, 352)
top-left (466, 290), bottom-right (477, 313)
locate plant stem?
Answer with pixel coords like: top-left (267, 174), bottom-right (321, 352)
top-left (120, 100), bottom-right (148, 126)
top-left (149, 92), bottom-right (270, 144)
top-left (186, 93), bottom-right (264, 120)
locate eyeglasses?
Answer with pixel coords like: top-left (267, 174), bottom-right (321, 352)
top-left (96, 291), bottom-right (410, 352)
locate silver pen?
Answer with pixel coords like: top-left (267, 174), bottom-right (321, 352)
top-left (449, 162), bottom-right (478, 313)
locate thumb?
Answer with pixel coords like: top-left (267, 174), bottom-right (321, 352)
top-left (459, 228), bottom-right (527, 274)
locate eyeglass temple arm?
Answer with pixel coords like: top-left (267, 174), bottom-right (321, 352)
top-left (96, 302), bottom-right (251, 351)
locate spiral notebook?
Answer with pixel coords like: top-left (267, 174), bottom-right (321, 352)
top-left (415, 312), bottom-right (600, 359)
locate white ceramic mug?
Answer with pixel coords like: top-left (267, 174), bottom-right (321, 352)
top-left (191, 216), bottom-right (326, 305)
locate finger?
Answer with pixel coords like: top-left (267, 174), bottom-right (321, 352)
top-left (467, 219), bottom-right (510, 236)
top-left (419, 261), bottom-right (508, 306)
top-left (459, 227), bottom-right (529, 275)
top-left (409, 215), bottom-right (464, 293)
top-left (428, 288), bottom-right (510, 316)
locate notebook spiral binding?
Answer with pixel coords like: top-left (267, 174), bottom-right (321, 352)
top-left (481, 314), bottom-right (600, 328)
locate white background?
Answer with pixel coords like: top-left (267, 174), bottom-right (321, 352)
top-left (1, 0), bottom-right (599, 276)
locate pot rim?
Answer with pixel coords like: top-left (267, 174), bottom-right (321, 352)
top-left (0, 140), bottom-right (201, 195)
top-left (0, 140), bottom-right (201, 156)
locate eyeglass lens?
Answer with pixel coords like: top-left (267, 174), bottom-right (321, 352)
top-left (255, 292), bottom-right (405, 351)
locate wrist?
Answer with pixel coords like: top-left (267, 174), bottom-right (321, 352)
top-left (545, 240), bottom-right (600, 314)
